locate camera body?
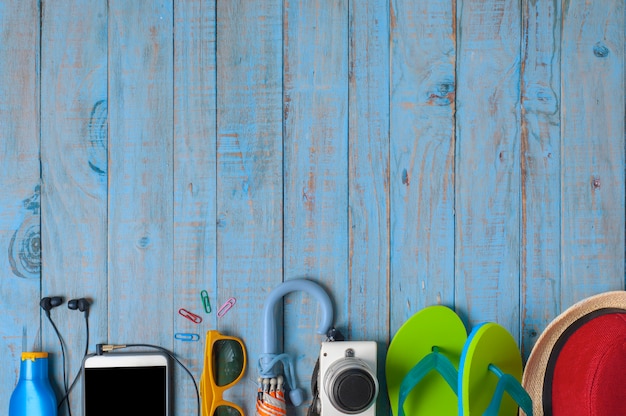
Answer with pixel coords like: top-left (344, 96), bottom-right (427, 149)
top-left (318, 341), bottom-right (378, 416)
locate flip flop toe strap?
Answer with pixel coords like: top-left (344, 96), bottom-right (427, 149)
top-left (398, 348), bottom-right (458, 416)
top-left (484, 364), bottom-right (533, 416)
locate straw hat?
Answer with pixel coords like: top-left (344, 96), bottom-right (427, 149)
top-left (521, 291), bottom-right (626, 416)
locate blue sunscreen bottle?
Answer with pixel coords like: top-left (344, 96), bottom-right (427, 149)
top-left (9, 352), bottom-right (58, 416)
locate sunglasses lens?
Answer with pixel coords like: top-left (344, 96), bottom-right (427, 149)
top-left (212, 339), bottom-right (244, 386)
top-left (213, 405), bottom-right (242, 416)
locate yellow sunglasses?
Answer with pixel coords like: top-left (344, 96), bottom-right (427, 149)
top-left (200, 330), bottom-right (247, 416)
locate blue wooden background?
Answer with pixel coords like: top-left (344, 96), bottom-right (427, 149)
top-left (1, 1), bottom-right (624, 415)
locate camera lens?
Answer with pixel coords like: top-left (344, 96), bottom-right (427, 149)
top-left (324, 357), bottom-right (378, 414)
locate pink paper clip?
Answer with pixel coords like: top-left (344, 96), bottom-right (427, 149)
top-left (217, 297), bottom-right (236, 318)
top-left (178, 308), bottom-right (202, 324)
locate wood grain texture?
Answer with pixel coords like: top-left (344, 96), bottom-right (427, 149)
top-left (283, 0), bottom-right (349, 413)
top-left (560, 0), bottom-right (625, 307)
top-left (173, 0), bottom-right (217, 413)
top-left (216, 0), bottom-right (283, 412)
top-left (389, 0), bottom-right (457, 330)
top-left (0, 0), bottom-right (41, 408)
top-left (348, 0), bottom-right (390, 413)
top-left (40, 2), bottom-right (108, 411)
top-left (107, 0), bottom-right (174, 346)
top-left (520, 0), bottom-right (562, 357)
top-left (0, 1), bottom-right (624, 415)
top-left (455, 0), bottom-right (522, 337)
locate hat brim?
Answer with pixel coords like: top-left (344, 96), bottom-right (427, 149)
top-left (521, 290), bottom-right (626, 416)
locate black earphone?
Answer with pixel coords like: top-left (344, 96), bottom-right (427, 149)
top-left (40, 296), bottom-right (64, 316)
top-left (40, 295), bottom-right (91, 416)
top-left (39, 296), bottom-right (200, 416)
top-left (68, 298), bottom-right (91, 318)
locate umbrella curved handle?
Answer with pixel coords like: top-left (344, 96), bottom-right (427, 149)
top-left (259, 278), bottom-right (333, 407)
top-left (262, 278), bottom-right (333, 357)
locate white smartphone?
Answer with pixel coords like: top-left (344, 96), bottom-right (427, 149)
top-left (82, 352), bottom-right (171, 416)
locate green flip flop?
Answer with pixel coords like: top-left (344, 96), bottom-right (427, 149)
top-left (386, 305), bottom-right (467, 416)
top-left (459, 322), bottom-right (533, 415)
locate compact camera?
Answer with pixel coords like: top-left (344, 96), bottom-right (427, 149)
top-left (318, 341), bottom-right (378, 416)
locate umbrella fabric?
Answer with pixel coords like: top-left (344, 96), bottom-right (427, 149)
top-left (256, 376), bottom-right (287, 416)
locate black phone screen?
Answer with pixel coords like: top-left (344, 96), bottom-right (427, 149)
top-left (84, 366), bottom-right (167, 416)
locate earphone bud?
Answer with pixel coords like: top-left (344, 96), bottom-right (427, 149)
top-left (40, 296), bottom-right (64, 316)
top-left (68, 298), bottom-right (90, 318)
top-left (40, 295), bottom-right (92, 416)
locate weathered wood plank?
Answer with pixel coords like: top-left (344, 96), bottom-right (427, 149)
top-left (0, 1), bottom-right (41, 410)
top-left (560, 0), bottom-right (624, 307)
top-left (108, 0), bottom-right (174, 347)
top-left (216, 0), bottom-right (283, 413)
top-left (1, 1), bottom-right (625, 415)
top-left (389, 0), bottom-right (457, 327)
top-left (348, 0), bottom-right (390, 413)
top-left (40, 2), bottom-right (108, 412)
top-left (519, 0), bottom-right (562, 358)
top-left (455, 0), bottom-right (522, 337)
top-left (173, 0), bottom-right (217, 413)
top-left (283, 0), bottom-right (349, 413)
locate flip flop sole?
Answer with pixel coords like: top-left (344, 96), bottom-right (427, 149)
top-left (386, 305), bottom-right (467, 416)
top-left (459, 322), bottom-right (524, 415)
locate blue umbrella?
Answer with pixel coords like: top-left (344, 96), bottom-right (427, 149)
top-left (257, 279), bottom-right (334, 407)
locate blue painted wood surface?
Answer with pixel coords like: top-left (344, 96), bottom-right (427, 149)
top-left (216, 0), bottom-right (284, 409)
top-left (520, 0), bottom-right (563, 358)
top-left (0, 0), bottom-right (41, 402)
top-left (1, 1), bottom-right (624, 415)
top-left (174, 0), bottom-right (218, 412)
top-left (282, 0), bottom-right (350, 411)
top-left (40, 4), bottom-right (109, 412)
top-left (455, 0), bottom-right (523, 341)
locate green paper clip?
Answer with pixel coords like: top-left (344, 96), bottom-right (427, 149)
top-left (201, 290), bottom-right (211, 313)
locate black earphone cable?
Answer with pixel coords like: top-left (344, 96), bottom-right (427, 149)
top-left (97, 343), bottom-right (201, 416)
top-left (125, 343), bottom-right (200, 416)
top-left (45, 312), bottom-right (72, 416)
top-left (57, 314), bottom-right (89, 411)
top-left (41, 297), bottom-right (198, 416)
